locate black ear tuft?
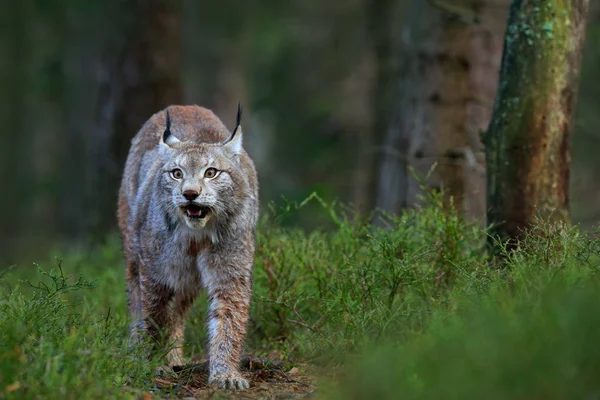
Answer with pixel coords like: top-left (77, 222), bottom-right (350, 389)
top-left (223, 103), bottom-right (243, 147)
top-left (234, 103), bottom-right (243, 133)
top-left (163, 110), bottom-right (172, 142)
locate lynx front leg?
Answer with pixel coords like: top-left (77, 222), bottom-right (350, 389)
top-left (165, 293), bottom-right (197, 366)
top-left (202, 260), bottom-right (252, 390)
top-left (124, 234), bottom-right (144, 341)
top-left (126, 258), bottom-right (144, 341)
top-left (141, 279), bottom-right (176, 360)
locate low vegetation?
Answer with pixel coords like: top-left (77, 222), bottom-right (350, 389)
top-left (2, 191), bottom-right (600, 399)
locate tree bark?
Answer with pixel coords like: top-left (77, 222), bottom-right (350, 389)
top-left (0, 0), bottom-right (29, 260)
top-left (486, 0), bottom-right (590, 248)
top-left (353, 0), bottom-right (394, 213)
top-left (92, 0), bottom-right (183, 235)
top-left (38, 0), bottom-right (68, 242)
top-left (375, 0), bottom-right (509, 221)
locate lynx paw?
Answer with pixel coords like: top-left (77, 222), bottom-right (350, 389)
top-left (209, 373), bottom-right (250, 390)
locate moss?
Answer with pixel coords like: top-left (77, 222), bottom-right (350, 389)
top-left (486, 0), bottom-right (584, 246)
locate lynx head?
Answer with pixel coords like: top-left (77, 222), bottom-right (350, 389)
top-left (158, 107), bottom-right (245, 230)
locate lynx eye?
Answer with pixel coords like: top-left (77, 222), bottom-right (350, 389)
top-left (170, 168), bottom-right (183, 180)
top-left (204, 167), bottom-right (218, 179)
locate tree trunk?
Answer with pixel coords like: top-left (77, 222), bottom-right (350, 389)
top-left (92, 0), bottom-right (183, 235)
top-left (353, 0), bottom-right (394, 213)
top-left (0, 0), bottom-right (29, 260)
top-left (37, 0), bottom-right (68, 243)
top-left (486, 0), bottom-right (590, 248)
top-left (375, 0), bottom-right (509, 221)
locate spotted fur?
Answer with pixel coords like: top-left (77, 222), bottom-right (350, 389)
top-left (118, 105), bottom-right (258, 390)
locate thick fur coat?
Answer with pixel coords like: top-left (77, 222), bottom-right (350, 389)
top-left (118, 105), bottom-right (258, 390)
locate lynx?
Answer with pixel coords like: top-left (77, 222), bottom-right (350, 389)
top-left (117, 105), bottom-right (258, 390)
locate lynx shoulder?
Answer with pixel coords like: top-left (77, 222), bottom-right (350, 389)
top-left (118, 105), bottom-right (258, 390)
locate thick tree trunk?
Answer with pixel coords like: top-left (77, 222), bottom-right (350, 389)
top-left (375, 0), bottom-right (508, 221)
top-left (92, 0), bottom-right (183, 235)
top-left (486, 0), bottom-right (589, 248)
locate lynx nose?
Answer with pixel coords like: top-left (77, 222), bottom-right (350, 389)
top-left (183, 190), bottom-right (199, 201)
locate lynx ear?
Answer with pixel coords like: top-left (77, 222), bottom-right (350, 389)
top-left (160, 110), bottom-right (181, 148)
top-left (222, 104), bottom-right (243, 155)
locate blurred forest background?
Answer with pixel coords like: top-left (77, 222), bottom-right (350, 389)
top-left (0, 0), bottom-right (599, 263)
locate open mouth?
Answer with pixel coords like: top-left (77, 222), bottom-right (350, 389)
top-left (183, 204), bottom-right (210, 220)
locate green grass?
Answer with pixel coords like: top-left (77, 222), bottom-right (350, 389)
top-left (2, 191), bottom-right (600, 399)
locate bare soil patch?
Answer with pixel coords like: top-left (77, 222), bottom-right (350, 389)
top-left (150, 355), bottom-right (316, 399)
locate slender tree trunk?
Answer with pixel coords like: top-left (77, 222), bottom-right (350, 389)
top-left (353, 0), bottom-right (393, 213)
top-left (591, 0), bottom-right (600, 20)
top-left (0, 0), bottom-right (29, 260)
top-left (486, 0), bottom-right (590, 248)
top-left (92, 0), bottom-right (183, 235)
top-left (375, 0), bottom-right (508, 221)
top-left (37, 0), bottom-right (68, 242)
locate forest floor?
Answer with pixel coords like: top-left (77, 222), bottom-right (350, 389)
top-left (151, 357), bottom-right (315, 399)
top-left (3, 194), bottom-right (600, 399)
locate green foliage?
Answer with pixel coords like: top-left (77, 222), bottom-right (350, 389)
top-left (330, 269), bottom-right (600, 400)
top-left (0, 250), bottom-right (156, 399)
top-left (249, 191), bottom-right (486, 360)
top-left (2, 191), bottom-right (600, 398)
